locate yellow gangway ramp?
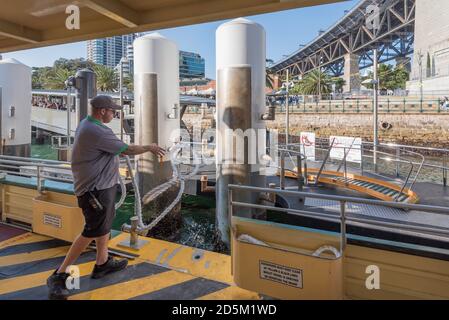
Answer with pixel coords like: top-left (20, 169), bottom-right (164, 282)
top-left (280, 168), bottom-right (419, 204)
top-left (231, 216), bottom-right (343, 300)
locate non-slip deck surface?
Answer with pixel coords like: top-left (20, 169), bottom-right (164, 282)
top-left (0, 232), bottom-right (259, 300)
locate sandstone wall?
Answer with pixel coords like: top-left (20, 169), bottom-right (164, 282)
top-left (183, 113), bottom-right (449, 149)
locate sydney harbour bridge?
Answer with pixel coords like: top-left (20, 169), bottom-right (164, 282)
top-left (269, 0), bottom-right (419, 93)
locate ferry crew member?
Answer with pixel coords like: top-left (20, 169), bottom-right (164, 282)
top-left (47, 95), bottom-right (165, 300)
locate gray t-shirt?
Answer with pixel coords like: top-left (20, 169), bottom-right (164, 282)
top-left (71, 116), bottom-right (128, 196)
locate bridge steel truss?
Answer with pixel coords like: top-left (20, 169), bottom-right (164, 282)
top-left (270, 0), bottom-right (416, 78)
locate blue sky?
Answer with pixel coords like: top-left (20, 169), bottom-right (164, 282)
top-left (3, 0), bottom-right (358, 79)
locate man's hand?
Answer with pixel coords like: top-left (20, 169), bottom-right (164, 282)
top-left (148, 144), bottom-right (166, 157)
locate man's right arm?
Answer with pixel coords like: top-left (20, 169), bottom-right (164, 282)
top-left (121, 144), bottom-right (165, 156)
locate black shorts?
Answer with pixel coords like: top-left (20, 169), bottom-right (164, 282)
top-left (77, 185), bottom-right (118, 238)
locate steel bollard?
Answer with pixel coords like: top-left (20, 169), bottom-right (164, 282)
top-left (130, 216), bottom-right (139, 246)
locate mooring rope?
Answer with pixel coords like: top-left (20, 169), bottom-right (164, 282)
top-left (123, 142), bottom-right (201, 234)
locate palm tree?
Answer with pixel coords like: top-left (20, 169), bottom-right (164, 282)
top-left (123, 73), bottom-right (134, 92)
top-left (32, 67), bottom-right (52, 89)
top-left (297, 70), bottom-right (332, 96)
top-left (93, 65), bottom-right (117, 92)
top-left (331, 77), bottom-right (346, 93)
top-left (46, 67), bottom-right (73, 89)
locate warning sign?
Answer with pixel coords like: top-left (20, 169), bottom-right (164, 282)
top-left (259, 261), bottom-right (303, 288)
top-left (43, 213), bottom-right (62, 228)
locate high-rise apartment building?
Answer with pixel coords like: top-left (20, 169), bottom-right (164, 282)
top-left (88, 36), bottom-right (206, 80)
top-left (87, 33), bottom-right (143, 70)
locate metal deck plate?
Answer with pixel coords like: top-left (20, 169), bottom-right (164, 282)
top-left (304, 198), bottom-right (449, 230)
top-left (0, 232), bottom-right (259, 300)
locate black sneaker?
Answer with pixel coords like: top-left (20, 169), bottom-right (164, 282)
top-left (47, 270), bottom-right (70, 300)
top-left (91, 256), bottom-right (128, 279)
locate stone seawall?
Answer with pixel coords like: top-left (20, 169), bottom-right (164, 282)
top-left (183, 113), bottom-right (449, 149)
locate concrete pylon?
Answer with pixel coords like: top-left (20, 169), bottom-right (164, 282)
top-left (216, 18), bottom-right (267, 248)
top-left (343, 53), bottom-right (361, 93)
top-left (133, 33), bottom-right (182, 237)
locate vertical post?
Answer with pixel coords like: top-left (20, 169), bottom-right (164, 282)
top-left (318, 67), bottom-right (321, 101)
top-left (340, 201), bottom-right (346, 254)
top-left (418, 51), bottom-right (423, 107)
top-left (303, 160), bottom-right (308, 186)
top-left (280, 152), bottom-right (285, 190)
top-left (119, 58), bottom-right (124, 141)
top-left (360, 144), bottom-right (364, 175)
top-left (285, 69), bottom-right (290, 147)
top-left (344, 147), bottom-right (347, 183)
top-left (228, 188), bottom-right (233, 222)
top-left (373, 49), bottom-right (379, 173)
top-left (395, 147), bottom-right (400, 177)
top-left (130, 216), bottom-right (138, 246)
top-left (66, 87), bottom-right (71, 148)
top-left (37, 165), bottom-right (42, 193)
top-left (443, 155), bottom-right (447, 187)
top-left (297, 154), bottom-right (303, 191)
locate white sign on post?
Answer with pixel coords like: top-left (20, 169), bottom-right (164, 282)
top-left (300, 132), bottom-right (316, 161)
top-left (329, 136), bottom-right (362, 163)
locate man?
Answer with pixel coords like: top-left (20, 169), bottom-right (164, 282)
top-left (47, 95), bottom-right (165, 300)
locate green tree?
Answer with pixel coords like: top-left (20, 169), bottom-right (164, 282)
top-left (363, 63), bottom-right (410, 91)
top-left (297, 69), bottom-right (332, 96)
top-left (93, 64), bottom-right (117, 92)
top-left (32, 66), bottom-right (52, 89)
top-left (331, 77), bottom-right (346, 93)
top-left (31, 58), bottom-right (96, 89)
top-left (123, 73), bottom-right (134, 92)
top-left (54, 57), bottom-right (95, 72)
top-left (46, 67), bottom-right (73, 89)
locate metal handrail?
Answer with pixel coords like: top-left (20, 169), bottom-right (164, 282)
top-left (0, 154), bottom-right (71, 165)
top-left (0, 158), bottom-right (74, 189)
top-left (314, 138), bottom-right (336, 185)
top-left (317, 144), bottom-right (416, 199)
top-left (230, 184), bottom-right (449, 214)
top-left (228, 185), bottom-right (449, 246)
top-left (336, 138), bottom-right (357, 173)
top-left (291, 137), bottom-right (449, 158)
top-left (277, 147), bottom-right (307, 172)
top-left (360, 143), bottom-right (425, 193)
top-left (279, 140), bottom-right (418, 200)
top-left (229, 184), bottom-right (348, 257)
